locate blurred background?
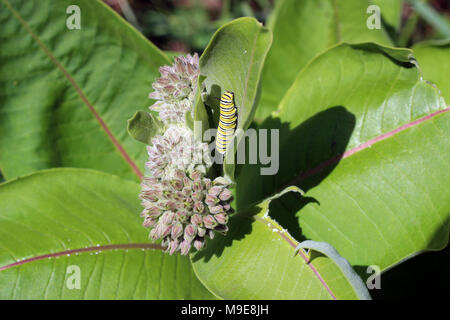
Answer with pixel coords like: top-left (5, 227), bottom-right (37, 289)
top-left (103, 0), bottom-right (275, 53)
top-left (102, 0), bottom-right (449, 54)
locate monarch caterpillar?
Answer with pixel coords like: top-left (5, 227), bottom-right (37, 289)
top-left (215, 91), bottom-right (237, 155)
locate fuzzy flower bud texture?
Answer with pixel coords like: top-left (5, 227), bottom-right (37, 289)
top-left (139, 53), bottom-right (232, 255)
top-left (149, 53), bottom-right (200, 124)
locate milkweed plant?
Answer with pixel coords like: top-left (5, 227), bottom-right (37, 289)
top-left (0, 0), bottom-right (449, 301)
top-left (139, 54), bottom-right (233, 255)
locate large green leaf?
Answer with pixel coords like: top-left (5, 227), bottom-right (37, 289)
top-left (413, 39), bottom-right (450, 103)
top-left (0, 169), bottom-right (215, 299)
top-left (256, 0), bottom-right (393, 122)
top-left (192, 187), bottom-right (371, 300)
top-left (0, 0), bottom-right (170, 181)
top-left (236, 43), bottom-right (449, 273)
top-left (198, 17), bottom-right (272, 180)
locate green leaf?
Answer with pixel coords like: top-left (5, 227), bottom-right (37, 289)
top-left (256, 0), bottom-right (393, 122)
top-left (127, 111), bottom-right (164, 145)
top-left (371, 0), bottom-right (403, 32)
top-left (236, 43), bottom-right (449, 273)
top-left (413, 39), bottom-right (450, 103)
top-left (198, 17), bottom-right (272, 180)
top-left (0, 168), bottom-right (216, 299)
top-left (191, 187), bottom-right (370, 300)
top-left (190, 75), bottom-right (211, 141)
top-left (0, 0), bottom-right (170, 181)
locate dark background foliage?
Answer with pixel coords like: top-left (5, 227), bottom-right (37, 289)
top-left (103, 0), bottom-right (449, 53)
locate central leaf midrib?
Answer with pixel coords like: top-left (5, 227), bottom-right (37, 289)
top-left (254, 215), bottom-right (337, 300)
top-left (0, 243), bottom-right (163, 272)
top-left (2, 0), bottom-right (143, 179)
top-left (282, 107), bottom-right (449, 191)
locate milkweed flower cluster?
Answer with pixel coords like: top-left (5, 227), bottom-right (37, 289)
top-left (139, 53), bottom-right (232, 255)
top-left (145, 125), bottom-right (212, 180)
top-left (149, 53), bottom-right (200, 124)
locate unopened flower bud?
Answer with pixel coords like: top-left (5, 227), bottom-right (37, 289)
top-left (209, 205), bottom-right (223, 214)
top-left (219, 189), bottom-right (232, 201)
top-left (143, 217), bottom-right (158, 228)
top-left (205, 194), bottom-right (218, 206)
top-left (180, 240), bottom-right (191, 255)
top-left (193, 239), bottom-right (205, 251)
top-left (191, 214), bottom-right (203, 226)
top-left (184, 224), bottom-right (197, 243)
top-left (161, 211), bottom-right (175, 225)
top-left (203, 215), bottom-right (218, 229)
top-left (208, 186), bottom-right (222, 196)
top-left (193, 201), bottom-right (204, 213)
top-left (213, 177), bottom-right (229, 186)
top-left (197, 227), bottom-right (206, 237)
top-left (214, 213), bottom-right (228, 225)
top-left (171, 222), bottom-right (183, 239)
top-left (168, 239), bottom-right (179, 255)
top-left (160, 224), bottom-right (172, 238)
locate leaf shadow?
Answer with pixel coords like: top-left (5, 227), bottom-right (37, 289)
top-left (191, 205), bottom-right (259, 263)
top-left (236, 106), bottom-right (356, 241)
top-left (204, 83), bottom-right (223, 129)
top-left (193, 106), bottom-right (356, 262)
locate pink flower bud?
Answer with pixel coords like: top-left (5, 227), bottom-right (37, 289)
top-left (150, 227), bottom-right (160, 241)
top-left (174, 169), bottom-right (185, 180)
top-left (193, 239), bottom-right (205, 251)
top-left (205, 194), bottom-right (218, 206)
top-left (160, 224), bottom-right (172, 238)
top-left (192, 191), bottom-right (203, 202)
top-left (214, 213), bottom-right (228, 225)
top-left (208, 186), bottom-right (222, 196)
top-left (182, 187), bottom-right (192, 197)
top-left (209, 205), bottom-right (223, 214)
top-left (166, 201), bottom-right (177, 211)
top-left (191, 214), bottom-right (203, 226)
top-left (193, 201), bottom-right (204, 213)
top-left (213, 177), bottom-right (229, 186)
top-left (170, 179), bottom-right (183, 190)
top-left (204, 178), bottom-right (212, 190)
top-left (193, 180), bottom-right (202, 192)
top-left (169, 239), bottom-right (179, 255)
top-left (149, 91), bottom-right (160, 100)
top-left (143, 217), bottom-right (158, 228)
top-left (219, 189), bottom-right (232, 201)
top-left (171, 222), bottom-right (183, 239)
top-left (161, 211), bottom-right (175, 225)
top-left (197, 227), bottom-right (206, 237)
top-left (147, 206), bottom-right (161, 217)
top-left (184, 224), bottom-right (197, 243)
top-left (203, 215), bottom-right (218, 229)
top-left (176, 210), bottom-right (188, 222)
top-left (180, 240), bottom-right (191, 255)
